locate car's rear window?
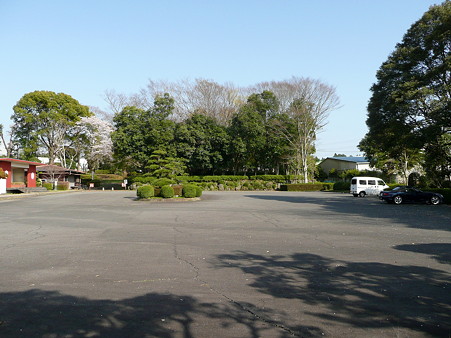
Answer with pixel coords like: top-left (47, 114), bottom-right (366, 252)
top-left (359, 180), bottom-right (366, 185)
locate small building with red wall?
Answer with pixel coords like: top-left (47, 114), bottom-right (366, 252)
top-left (0, 158), bottom-right (42, 189)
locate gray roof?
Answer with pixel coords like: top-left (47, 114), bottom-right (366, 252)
top-left (326, 156), bottom-right (369, 163)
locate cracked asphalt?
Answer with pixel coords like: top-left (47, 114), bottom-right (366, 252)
top-left (0, 190), bottom-right (450, 337)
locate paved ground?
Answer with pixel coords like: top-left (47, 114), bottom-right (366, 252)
top-left (0, 190), bottom-right (450, 337)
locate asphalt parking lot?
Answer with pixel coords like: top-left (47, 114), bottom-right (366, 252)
top-left (0, 190), bottom-right (450, 337)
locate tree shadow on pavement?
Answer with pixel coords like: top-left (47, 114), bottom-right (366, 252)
top-left (0, 289), bottom-right (319, 337)
top-left (394, 243), bottom-right (451, 265)
top-left (245, 194), bottom-right (451, 232)
top-left (214, 251), bottom-right (451, 337)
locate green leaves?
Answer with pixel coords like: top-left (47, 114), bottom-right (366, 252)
top-left (11, 91), bottom-right (91, 163)
top-left (360, 2), bottom-right (450, 185)
top-left (111, 95), bottom-right (177, 171)
top-left (146, 150), bottom-right (187, 179)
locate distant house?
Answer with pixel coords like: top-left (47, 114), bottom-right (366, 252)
top-left (0, 158), bottom-right (42, 192)
top-left (37, 164), bottom-right (84, 189)
top-left (319, 156), bottom-right (373, 173)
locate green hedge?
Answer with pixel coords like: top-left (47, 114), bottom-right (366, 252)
top-left (43, 182), bottom-right (53, 190)
top-left (333, 181), bottom-right (350, 191)
top-left (161, 185), bottom-right (175, 198)
top-left (280, 183), bottom-right (325, 191)
top-left (201, 175), bottom-right (247, 182)
top-left (176, 176), bottom-right (202, 182)
top-left (153, 178), bottom-right (176, 187)
top-left (133, 177), bottom-right (156, 184)
top-left (94, 170), bottom-right (110, 175)
top-left (321, 182), bottom-right (334, 191)
top-left (183, 184), bottom-right (197, 198)
top-left (195, 185), bottom-right (203, 197)
top-left (137, 185), bottom-right (154, 199)
top-left (56, 181), bottom-right (70, 190)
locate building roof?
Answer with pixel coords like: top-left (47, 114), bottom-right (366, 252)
top-left (37, 164), bottom-right (85, 175)
top-left (0, 158), bottom-right (43, 165)
top-left (324, 156), bottom-right (369, 163)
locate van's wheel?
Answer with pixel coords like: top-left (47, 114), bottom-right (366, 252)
top-left (358, 191), bottom-right (366, 197)
top-left (430, 196), bottom-right (440, 205)
top-left (393, 196), bottom-right (403, 205)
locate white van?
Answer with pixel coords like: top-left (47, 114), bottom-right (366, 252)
top-left (350, 176), bottom-right (389, 197)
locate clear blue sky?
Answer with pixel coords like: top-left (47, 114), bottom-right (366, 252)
top-left (0, 0), bottom-right (444, 158)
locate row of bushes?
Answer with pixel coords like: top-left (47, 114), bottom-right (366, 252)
top-left (137, 184), bottom-right (202, 199)
top-left (280, 183), bottom-right (335, 191)
top-left (42, 181), bottom-right (70, 191)
top-left (132, 174), bottom-right (304, 184)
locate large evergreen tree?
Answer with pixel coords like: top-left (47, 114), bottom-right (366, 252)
top-left (175, 114), bottom-right (229, 175)
top-left (11, 91), bottom-right (91, 163)
top-left (359, 2), bottom-right (450, 185)
top-left (111, 94), bottom-right (176, 172)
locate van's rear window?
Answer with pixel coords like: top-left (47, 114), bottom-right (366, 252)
top-left (351, 179), bottom-right (357, 184)
top-left (368, 180), bottom-right (376, 185)
top-left (359, 180), bottom-right (366, 185)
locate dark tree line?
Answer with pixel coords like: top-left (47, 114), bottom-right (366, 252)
top-left (6, 78), bottom-right (339, 180)
top-left (111, 82), bottom-right (340, 180)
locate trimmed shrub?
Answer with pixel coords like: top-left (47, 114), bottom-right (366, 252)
top-left (133, 176), bottom-right (156, 185)
top-left (153, 178), bottom-right (176, 187)
top-left (183, 184), bottom-right (197, 198)
top-left (94, 170), bottom-right (110, 175)
top-left (176, 175), bottom-right (201, 182)
top-left (321, 182), bottom-right (334, 191)
top-left (137, 185), bottom-right (154, 199)
top-left (195, 185), bottom-right (203, 197)
top-left (280, 183), bottom-right (324, 191)
top-left (97, 174), bottom-right (124, 180)
top-left (333, 181), bottom-right (350, 191)
top-left (56, 181), bottom-right (70, 190)
top-left (43, 182), bottom-right (53, 190)
top-left (249, 175), bottom-right (288, 183)
top-left (161, 185), bottom-right (175, 198)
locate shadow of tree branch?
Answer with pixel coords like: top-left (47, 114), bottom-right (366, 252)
top-left (214, 251), bottom-right (451, 336)
top-left (245, 194), bottom-right (451, 232)
top-left (0, 289), bottom-right (321, 337)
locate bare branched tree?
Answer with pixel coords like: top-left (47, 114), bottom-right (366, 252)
top-left (253, 76), bottom-right (341, 115)
top-left (264, 77), bottom-right (340, 182)
top-left (106, 78), bottom-right (245, 125)
top-left (0, 124), bottom-right (14, 157)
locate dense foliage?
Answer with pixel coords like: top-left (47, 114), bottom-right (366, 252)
top-left (8, 78), bottom-right (339, 182)
top-left (160, 185), bottom-right (175, 198)
top-left (359, 2), bottom-right (450, 186)
top-left (111, 82), bottom-right (339, 181)
top-left (137, 185), bottom-right (154, 199)
top-left (11, 91), bottom-right (92, 164)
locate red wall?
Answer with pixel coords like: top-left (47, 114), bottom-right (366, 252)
top-left (0, 162), bottom-right (12, 188)
top-left (27, 165), bottom-right (37, 188)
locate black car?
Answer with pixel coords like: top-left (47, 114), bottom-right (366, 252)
top-left (379, 186), bottom-right (444, 205)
